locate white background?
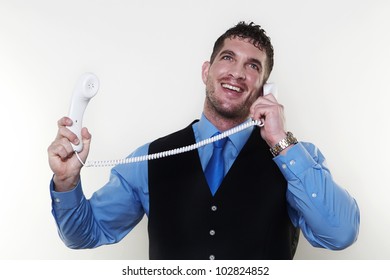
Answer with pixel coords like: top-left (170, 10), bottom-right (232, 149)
top-left (0, 0), bottom-right (389, 260)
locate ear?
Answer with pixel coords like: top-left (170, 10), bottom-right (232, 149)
top-left (201, 61), bottom-right (211, 84)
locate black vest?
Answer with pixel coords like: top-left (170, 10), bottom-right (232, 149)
top-left (148, 121), bottom-right (299, 260)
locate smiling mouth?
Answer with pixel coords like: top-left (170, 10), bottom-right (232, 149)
top-left (221, 83), bottom-right (243, 93)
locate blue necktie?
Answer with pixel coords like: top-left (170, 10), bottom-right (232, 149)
top-left (205, 134), bottom-right (228, 196)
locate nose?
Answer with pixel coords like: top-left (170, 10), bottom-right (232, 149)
top-left (228, 63), bottom-right (246, 80)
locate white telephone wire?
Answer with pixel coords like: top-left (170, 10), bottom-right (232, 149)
top-left (76, 119), bottom-right (263, 168)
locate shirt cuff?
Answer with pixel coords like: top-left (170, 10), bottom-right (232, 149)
top-left (50, 178), bottom-right (84, 210)
top-left (273, 142), bottom-right (317, 180)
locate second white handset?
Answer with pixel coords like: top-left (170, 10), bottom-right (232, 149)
top-left (263, 83), bottom-right (278, 98)
top-left (67, 73), bottom-right (99, 152)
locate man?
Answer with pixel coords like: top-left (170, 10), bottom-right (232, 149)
top-left (48, 21), bottom-right (360, 260)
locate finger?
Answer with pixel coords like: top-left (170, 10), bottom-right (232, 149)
top-left (48, 138), bottom-right (74, 161)
top-left (57, 116), bottom-right (73, 128)
top-left (56, 117), bottom-right (79, 144)
top-left (58, 137), bottom-right (77, 157)
top-left (250, 102), bottom-right (285, 127)
top-left (251, 95), bottom-right (278, 110)
top-left (263, 93), bottom-right (278, 102)
top-left (81, 127), bottom-right (91, 141)
top-left (76, 127), bottom-right (92, 159)
top-left (250, 95), bottom-right (274, 111)
top-left (80, 127), bottom-right (92, 151)
top-left (250, 98), bottom-right (269, 119)
top-left (250, 104), bottom-right (268, 122)
top-left (56, 126), bottom-right (79, 145)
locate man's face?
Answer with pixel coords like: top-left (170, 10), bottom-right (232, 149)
top-left (202, 37), bottom-right (267, 121)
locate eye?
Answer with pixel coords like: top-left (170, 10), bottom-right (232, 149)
top-left (249, 63), bottom-right (260, 71)
top-left (221, 55), bottom-right (233, 61)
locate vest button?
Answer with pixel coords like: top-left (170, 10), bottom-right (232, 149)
top-left (209, 254), bottom-right (215, 260)
top-left (211, 205), bottom-right (217, 211)
top-left (209, 230), bottom-right (215, 236)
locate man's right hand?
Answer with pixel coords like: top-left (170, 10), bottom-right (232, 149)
top-left (48, 117), bottom-right (92, 192)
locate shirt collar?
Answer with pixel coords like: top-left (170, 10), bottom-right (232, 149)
top-left (197, 113), bottom-right (254, 152)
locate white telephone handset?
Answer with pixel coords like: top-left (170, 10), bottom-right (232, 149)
top-left (67, 73), bottom-right (99, 152)
top-left (263, 83), bottom-right (278, 98)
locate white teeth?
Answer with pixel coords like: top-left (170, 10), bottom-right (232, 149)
top-left (222, 83), bottom-right (241, 92)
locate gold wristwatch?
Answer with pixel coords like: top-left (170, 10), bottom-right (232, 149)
top-left (270, 132), bottom-right (298, 157)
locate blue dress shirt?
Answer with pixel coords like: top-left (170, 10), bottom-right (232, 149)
top-left (51, 114), bottom-right (360, 250)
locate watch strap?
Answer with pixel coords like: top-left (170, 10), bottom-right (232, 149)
top-left (269, 132), bottom-right (298, 157)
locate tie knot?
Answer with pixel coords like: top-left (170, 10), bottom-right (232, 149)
top-left (213, 134), bottom-right (228, 149)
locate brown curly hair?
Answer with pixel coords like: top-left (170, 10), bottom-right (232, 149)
top-left (210, 21), bottom-right (274, 81)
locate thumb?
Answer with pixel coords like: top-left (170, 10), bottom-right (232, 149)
top-left (78, 127), bottom-right (92, 159)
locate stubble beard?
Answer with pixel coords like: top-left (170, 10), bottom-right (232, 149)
top-left (205, 86), bottom-right (256, 123)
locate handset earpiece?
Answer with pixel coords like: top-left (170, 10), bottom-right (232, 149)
top-left (67, 72), bottom-right (99, 152)
top-left (263, 83), bottom-right (278, 98)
